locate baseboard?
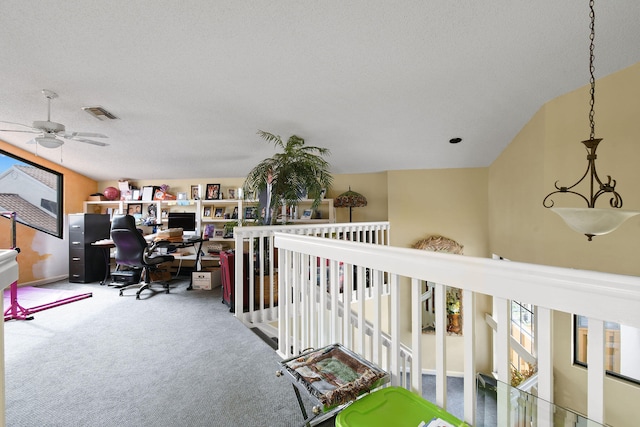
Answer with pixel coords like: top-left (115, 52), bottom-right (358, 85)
top-left (13, 274), bottom-right (69, 288)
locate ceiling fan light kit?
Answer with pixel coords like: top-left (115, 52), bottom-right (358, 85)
top-left (34, 136), bottom-right (63, 149)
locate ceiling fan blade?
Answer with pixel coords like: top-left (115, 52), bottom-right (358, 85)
top-left (73, 137), bottom-right (109, 146)
top-left (0, 120), bottom-right (36, 130)
top-left (70, 131), bottom-right (108, 138)
top-left (0, 128), bottom-right (39, 134)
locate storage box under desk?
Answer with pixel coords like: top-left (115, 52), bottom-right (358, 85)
top-left (191, 268), bottom-right (221, 290)
top-left (111, 269), bottom-right (142, 285)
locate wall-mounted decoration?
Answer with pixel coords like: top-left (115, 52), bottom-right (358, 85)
top-left (412, 235), bottom-right (464, 336)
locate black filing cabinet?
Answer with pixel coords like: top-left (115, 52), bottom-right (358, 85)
top-left (69, 213), bottom-right (111, 283)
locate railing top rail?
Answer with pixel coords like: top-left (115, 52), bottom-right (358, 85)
top-left (234, 221), bottom-right (390, 236)
top-left (274, 233), bottom-right (640, 328)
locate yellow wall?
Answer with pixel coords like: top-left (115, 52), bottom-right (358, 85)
top-left (489, 62), bottom-right (640, 426)
top-left (0, 140), bottom-right (99, 284)
top-left (387, 168), bottom-right (493, 374)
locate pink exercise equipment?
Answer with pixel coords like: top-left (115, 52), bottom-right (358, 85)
top-left (2, 211), bottom-right (92, 321)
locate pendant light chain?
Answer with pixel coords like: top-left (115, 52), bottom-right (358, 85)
top-left (588, 0), bottom-right (596, 141)
top-left (541, 0), bottom-right (640, 240)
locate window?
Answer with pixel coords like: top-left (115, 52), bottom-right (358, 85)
top-left (574, 315), bottom-right (640, 385)
top-left (511, 301), bottom-right (535, 370)
top-left (0, 149), bottom-right (63, 238)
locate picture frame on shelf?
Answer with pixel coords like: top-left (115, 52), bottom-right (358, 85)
top-left (203, 224), bottom-right (215, 239)
top-left (214, 207), bottom-right (224, 218)
top-left (191, 184), bottom-right (201, 200)
top-left (214, 229), bottom-right (224, 238)
top-left (231, 206), bottom-right (238, 219)
top-left (228, 188), bottom-right (236, 199)
top-left (127, 203), bottom-right (142, 215)
top-left (245, 206), bottom-right (257, 220)
top-left (302, 209), bottom-right (313, 219)
top-left (141, 186), bottom-right (155, 202)
top-left (147, 204), bottom-right (157, 219)
top-left (177, 192), bottom-right (188, 200)
top-left (132, 189), bottom-right (141, 201)
top-left (161, 209), bottom-right (168, 219)
top-left (203, 207), bottom-right (212, 218)
top-left (205, 183), bottom-right (221, 200)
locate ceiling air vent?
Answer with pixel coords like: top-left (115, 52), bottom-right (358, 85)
top-left (81, 106), bottom-right (119, 120)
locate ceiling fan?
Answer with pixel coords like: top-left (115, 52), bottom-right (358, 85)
top-left (0, 89), bottom-right (109, 149)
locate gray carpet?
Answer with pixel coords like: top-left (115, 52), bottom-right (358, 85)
top-left (4, 279), bottom-right (315, 427)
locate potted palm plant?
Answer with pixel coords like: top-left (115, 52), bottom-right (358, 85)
top-left (243, 130), bottom-right (333, 225)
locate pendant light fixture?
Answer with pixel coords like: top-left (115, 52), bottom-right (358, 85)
top-left (542, 0), bottom-right (639, 241)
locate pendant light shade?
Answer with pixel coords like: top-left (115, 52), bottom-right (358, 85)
top-left (551, 208), bottom-right (640, 240)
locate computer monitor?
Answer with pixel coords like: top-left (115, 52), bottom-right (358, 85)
top-left (167, 212), bottom-right (197, 236)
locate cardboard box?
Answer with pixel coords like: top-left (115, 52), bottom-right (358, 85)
top-left (150, 268), bottom-right (171, 282)
top-left (148, 262), bottom-right (172, 282)
top-left (192, 268), bottom-right (221, 290)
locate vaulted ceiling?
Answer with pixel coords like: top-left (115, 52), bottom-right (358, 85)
top-left (1, 1), bottom-right (639, 181)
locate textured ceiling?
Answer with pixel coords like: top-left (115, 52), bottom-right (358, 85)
top-left (1, 1), bottom-right (639, 181)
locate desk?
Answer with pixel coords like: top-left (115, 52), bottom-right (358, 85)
top-left (91, 240), bottom-right (115, 285)
top-left (169, 238), bottom-right (205, 290)
top-left (93, 237), bottom-right (207, 289)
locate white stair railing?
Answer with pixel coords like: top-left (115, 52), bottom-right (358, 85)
top-left (273, 232), bottom-right (640, 426)
top-left (232, 222), bottom-right (390, 325)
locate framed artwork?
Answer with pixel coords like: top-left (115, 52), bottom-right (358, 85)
top-left (132, 189), bottom-right (141, 200)
top-left (127, 203), bottom-right (142, 215)
top-left (214, 207), bottom-right (224, 218)
top-left (191, 184), bottom-right (201, 200)
top-left (203, 207), bottom-right (212, 217)
top-left (302, 209), bottom-right (313, 219)
top-left (177, 192), bottom-right (188, 200)
top-left (161, 209), bottom-right (168, 219)
top-left (228, 188), bottom-right (236, 199)
top-left (214, 229), bottom-right (224, 238)
top-left (231, 206), bottom-right (238, 219)
top-left (205, 183), bottom-right (221, 200)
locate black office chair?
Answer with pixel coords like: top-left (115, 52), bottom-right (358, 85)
top-left (110, 215), bottom-right (175, 299)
